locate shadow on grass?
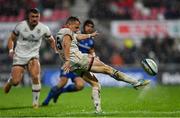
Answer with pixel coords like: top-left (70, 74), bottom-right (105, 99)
top-left (59, 111), bottom-right (122, 117)
top-left (0, 106), bottom-right (32, 110)
top-left (0, 104), bottom-right (55, 111)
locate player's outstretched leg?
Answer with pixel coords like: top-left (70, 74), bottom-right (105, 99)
top-left (90, 58), bottom-right (150, 89)
top-left (111, 69), bottom-right (150, 89)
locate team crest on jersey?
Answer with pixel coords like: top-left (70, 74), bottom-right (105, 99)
top-left (23, 28), bottom-right (28, 32)
top-left (37, 29), bottom-right (41, 34)
top-left (30, 34), bottom-right (35, 38)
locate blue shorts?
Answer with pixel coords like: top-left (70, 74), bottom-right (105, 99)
top-left (60, 69), bottom-right (79, 82)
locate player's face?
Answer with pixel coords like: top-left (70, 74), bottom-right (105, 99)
top-left (70, 21), bottom-right (80, 33)
top-left (84, 24), bottom-right (94, 34)
top-left (28, 12), bottom-right (40, 26)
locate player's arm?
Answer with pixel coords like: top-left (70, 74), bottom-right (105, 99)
top-left (62, 35), bottom-right (72, 73)
top-left (62, 35), bottom-right (71, 61)
top-left (89, 40), bottom-right (97, 57)
top-left (48, 36), bottom-right (58, 53)
top-left (7, 33), bottom-right (17, 58)
top-left (45, 26), bottom-right (58, 53)
top-left (76, 31), bottom-right (98, 40)
top-left (89, 48), bottom-right (96, 56)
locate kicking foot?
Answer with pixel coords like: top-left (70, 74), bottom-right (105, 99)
top-left (3, 83), bottom-right (12, 93)
top-left (133, 79), bottom-right (150, 90)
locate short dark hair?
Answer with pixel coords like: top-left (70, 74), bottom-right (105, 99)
top-left (28, 8), bottom-right (40, 14)
top-left (25, 8), bottom-right (40, 20)
top-left (66, 16), bottom-right (80, 25)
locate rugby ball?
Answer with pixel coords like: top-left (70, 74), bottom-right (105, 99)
top-left (141, 58), bottom-right (158, 76)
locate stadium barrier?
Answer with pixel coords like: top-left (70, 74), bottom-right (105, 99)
top-left (158, 65), bottom-right (180, 85)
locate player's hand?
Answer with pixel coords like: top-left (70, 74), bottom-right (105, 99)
top-left (63, 60), bottom-right (71, 73)
top-left (8, 49), bottom-right (14, 59)
top-left (91, 31), bottom-right (99, 37)
top-left (96, 56), bottom-right (100, 60)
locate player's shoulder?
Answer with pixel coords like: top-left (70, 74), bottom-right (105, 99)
top-left (58, 28), bottom-right (72, 35)
top-left (59, 28), bottom-right (71, 32)
top-left (38, 22), bottom-right (49, 29)
top-left (15, 20), bottom-right (26, 27)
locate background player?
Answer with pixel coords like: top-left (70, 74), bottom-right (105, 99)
top-left (3, 8), bottom-right (57, 108)
top-left (42, 19), bottom-right (102, 113)
top-left (58, 16), bottom-right (150, 91)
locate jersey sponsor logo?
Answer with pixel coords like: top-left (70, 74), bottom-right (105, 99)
top-left (37, 29), bottom-right (41, 34)
top-left (23, 28), bottom-right (28, 32)
top-left (23, 34), bottom-right (39, 42)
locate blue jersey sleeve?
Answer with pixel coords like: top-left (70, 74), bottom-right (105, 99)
top-left (78, 38), bottom-right (94, 53)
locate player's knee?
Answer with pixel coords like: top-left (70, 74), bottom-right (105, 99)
top-left (103, 65), bottom-right (112, 74)
top-left (60, 77), bottom-right (68, 86)
top-left (12, 80), bottom-right (19, 86)
top-left (76, 82), bottom-right (84, 90)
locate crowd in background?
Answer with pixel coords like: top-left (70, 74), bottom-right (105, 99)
top-left (94, 34), bottom-right (180, 66)
top-left (0, 0), bottom-right (180, 72)
top-left (0, 0), bottom-right (71, 21)
top-left (89, 0), bottom-right (180, 20)
top-left (1, 0), bottom-right (180, 21)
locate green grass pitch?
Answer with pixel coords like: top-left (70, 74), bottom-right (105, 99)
top-left (0, 85), bottom-right (180, 117)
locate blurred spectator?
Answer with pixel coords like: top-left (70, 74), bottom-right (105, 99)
top-left (110, 52), bottom-right (124, 66)
top-left (0, 0), bottom-right (70, 22)
top-left (88, 0), bottom-right (180, 20)
top-left (121, 38), bottom-right (137, 64)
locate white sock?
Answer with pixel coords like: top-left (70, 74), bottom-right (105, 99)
top-left (7, 75), bottom-right (13, 85)
top-left (113, 70), bottom-right (138, 84)
top-left (32, 84), bottom-right (41, 106)
top-left (92, 86), bottom-right (101, 113)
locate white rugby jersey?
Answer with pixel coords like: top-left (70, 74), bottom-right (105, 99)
top-left (56, 28), bottom-right (83, 62)
top-left (13, 20), bottom-right (51, 58)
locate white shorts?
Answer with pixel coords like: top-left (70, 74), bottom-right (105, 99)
top-left (13, 54), bottom-right (39, 66)
top-left (70, 53), bottom-right (94, 71)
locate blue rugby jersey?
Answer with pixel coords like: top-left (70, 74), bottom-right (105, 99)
top-left (78, 37), bottom-right (94, 53)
